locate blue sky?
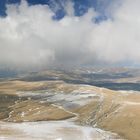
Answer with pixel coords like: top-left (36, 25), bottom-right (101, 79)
top-left (1, 0), bottom-right (139, 70)
top-left (0, 0), bottom-right (111, 20)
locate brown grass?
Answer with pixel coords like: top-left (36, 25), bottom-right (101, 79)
top-left (0, 80), bottom-right (140, 140)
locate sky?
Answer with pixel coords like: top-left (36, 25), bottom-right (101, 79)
top-left (0, 0), bottom-right (140, 71)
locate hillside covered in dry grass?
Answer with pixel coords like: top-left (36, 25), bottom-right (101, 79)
top-left (0, 77), bottom-right (140, 140)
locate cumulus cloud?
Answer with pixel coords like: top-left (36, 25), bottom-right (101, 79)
top-left (0, 0), bottom-right (140, 70)
top-left (89, 0), bottom-right (140, 63)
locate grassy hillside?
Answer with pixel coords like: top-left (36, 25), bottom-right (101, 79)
top-left (0, 80), bottom-right (140, 139)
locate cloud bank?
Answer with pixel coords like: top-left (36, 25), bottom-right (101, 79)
top-left (0, 0), bottom-right (140, 70)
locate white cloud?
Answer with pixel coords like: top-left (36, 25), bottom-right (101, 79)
top-left (0, 0), bottom-right (140, 70)
top-left (89, 0), bottom-right (140, 63)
